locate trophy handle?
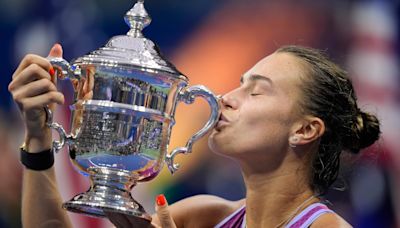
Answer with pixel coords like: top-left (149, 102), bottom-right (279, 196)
top-left (44, 57), bottom-right (78, 152)
top-left (165, 85), bottom-right (220, 174)
top-left (47, 57), bottom-right (80, 80)
top-left (44, 106), bottom-right (72, 152)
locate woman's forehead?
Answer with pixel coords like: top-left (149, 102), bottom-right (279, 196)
top-left (246, 52), bottom-right (305, 84)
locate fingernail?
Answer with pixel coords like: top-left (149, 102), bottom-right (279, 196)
top-left (49, 67), bottom-right (55, 77)
top-left (156, 194), bottom-right (166, 206)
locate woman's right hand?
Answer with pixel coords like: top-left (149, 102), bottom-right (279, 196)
top-left (8, 44), bottom-right (65, 151)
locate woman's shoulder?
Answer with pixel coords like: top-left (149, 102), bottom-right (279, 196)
top-left (168, 194), bottom-right (245, 227)
top-left (310, 212), bottom-right (353, 228)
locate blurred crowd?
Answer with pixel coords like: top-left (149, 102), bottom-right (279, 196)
top-left (0, 0), bottom-right (399, 227)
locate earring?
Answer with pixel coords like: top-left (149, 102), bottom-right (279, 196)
top-left (289, 136), bottom-right (299, 148)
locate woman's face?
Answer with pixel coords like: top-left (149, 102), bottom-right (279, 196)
top-left (208, 52), bottom-right (306, 159)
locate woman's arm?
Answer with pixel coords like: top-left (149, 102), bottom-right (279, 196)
top-left (22, 166), bottom-right (72, 228)
top-left (9, 44), bottom-right (72, 228)
top-left (107, 194), bottom-right (243, 228)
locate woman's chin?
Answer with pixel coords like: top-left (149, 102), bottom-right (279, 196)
top-left (208, 134), bottom-right (229, 156)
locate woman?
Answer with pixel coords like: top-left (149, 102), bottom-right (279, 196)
top-left (8, 44), bottom-right (380, 227)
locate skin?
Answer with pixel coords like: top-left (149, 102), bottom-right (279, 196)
top-left (9, 44), bottom-right (352, 227)
top-left (153, 52), bottom-right (351, 228)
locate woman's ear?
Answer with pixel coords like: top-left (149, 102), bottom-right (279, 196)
top-left (289, 116), bottom-right (325, 147)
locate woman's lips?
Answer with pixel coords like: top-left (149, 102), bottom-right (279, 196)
top-left (215, 113), bottom-right (230, 130)
top-left (220, 113), bottom-right (229, 122)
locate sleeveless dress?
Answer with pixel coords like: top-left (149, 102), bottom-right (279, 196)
top-left (214, 203), bottom-right (334, 228)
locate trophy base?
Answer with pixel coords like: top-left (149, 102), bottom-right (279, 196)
top-left (63, 167), bottom-right (152, 223)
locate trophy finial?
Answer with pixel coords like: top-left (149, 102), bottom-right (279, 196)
top-left (124, 0), bottom-right (151, 37)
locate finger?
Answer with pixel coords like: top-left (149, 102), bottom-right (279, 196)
top-left (47, 43), bottom-right (63, 58)
top-left (11, 78), bottom-right (58, 102)
top-left (9, 64), bottom-right (53, 92)
top-left (12, 43), bottom-right (62, 80)
top-left (155, 194), bottom-right (177, 228)
top-left (81, 72), bottom-right (94, 99)
top-left (12, 54), bottom-right (52, 80)
top-left (17, 91), bottom-right (64, 111)
top-left (83, 91), bottom-right (93, 100)
top-left (46, 43), bottom-right (63, 85)
top-left (71, 79), bottom-right (79, 90)
top-left (83, 69), bottom-right (94, 94)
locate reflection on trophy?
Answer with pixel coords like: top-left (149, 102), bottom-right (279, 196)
top-left (45, 0), bottom-right (220, 222)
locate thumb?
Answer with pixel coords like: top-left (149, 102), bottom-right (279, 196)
top-left (155, 194), bottom-right (176, 228)
top-left (47, 43), bottom-right (63, 58)
top-left (46, 43), bottom-right (64, 87)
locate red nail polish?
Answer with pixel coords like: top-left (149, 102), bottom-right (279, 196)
top-left (156, 194), bottom-right (166, 206)
top-left (49, 67), bottom-right (55, 77)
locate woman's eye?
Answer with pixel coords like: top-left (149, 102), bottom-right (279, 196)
top-left (250, 93), bottom-right (261, 96)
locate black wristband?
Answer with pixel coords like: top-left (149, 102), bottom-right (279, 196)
top-left (20, 147), bottom-right (54, 171)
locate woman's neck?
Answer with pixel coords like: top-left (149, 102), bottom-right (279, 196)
top-left (242, 163), bottom-right (318, 228)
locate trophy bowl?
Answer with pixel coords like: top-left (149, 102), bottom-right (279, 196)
top-left (45, 0), bottom-right (220, 222)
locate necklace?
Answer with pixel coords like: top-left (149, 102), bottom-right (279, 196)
top-left (273, 195), bottom-right (317, 228)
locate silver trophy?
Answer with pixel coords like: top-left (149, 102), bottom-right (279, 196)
top-left (45, 0), bottom-right (220, 222)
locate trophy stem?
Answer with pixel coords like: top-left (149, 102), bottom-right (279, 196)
top-left (63, 167), bottom-right (151, 222)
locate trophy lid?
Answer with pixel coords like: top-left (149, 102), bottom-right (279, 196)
top-left (74, 0), bottom-right (187, 80)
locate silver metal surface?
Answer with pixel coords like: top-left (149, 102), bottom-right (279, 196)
top-left (73, 0), bottom-right (184, 76)
top-left (44, 106), bottom-right (70, 152)
top-left (124, 0), bottom-right (151, 37)
top-left (45, 0), bottom-right (220, 220)
top-left (63, 167), bottom-right (151, 222)
top-left (165, 85), bottom-right (220, 173)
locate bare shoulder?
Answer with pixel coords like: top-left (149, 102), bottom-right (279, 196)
top-left (310, 212), bottom-right (353, 228)
top-left (166, 195), bottom-right (244, 227)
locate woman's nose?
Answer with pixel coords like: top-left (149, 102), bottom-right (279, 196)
top-left (220, 93), bottom-right (238, 110)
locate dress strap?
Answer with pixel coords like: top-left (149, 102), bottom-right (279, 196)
top-left (286, 203), bottom-right (334, 228)
top-left (214, 205), bottom-right (246, 228)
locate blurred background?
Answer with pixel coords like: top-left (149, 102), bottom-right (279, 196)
top-left (0, 0), bottom-right (399, 227)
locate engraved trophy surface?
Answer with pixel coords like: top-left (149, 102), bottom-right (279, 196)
top-left (46, 0), bottom-right (220, 222)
